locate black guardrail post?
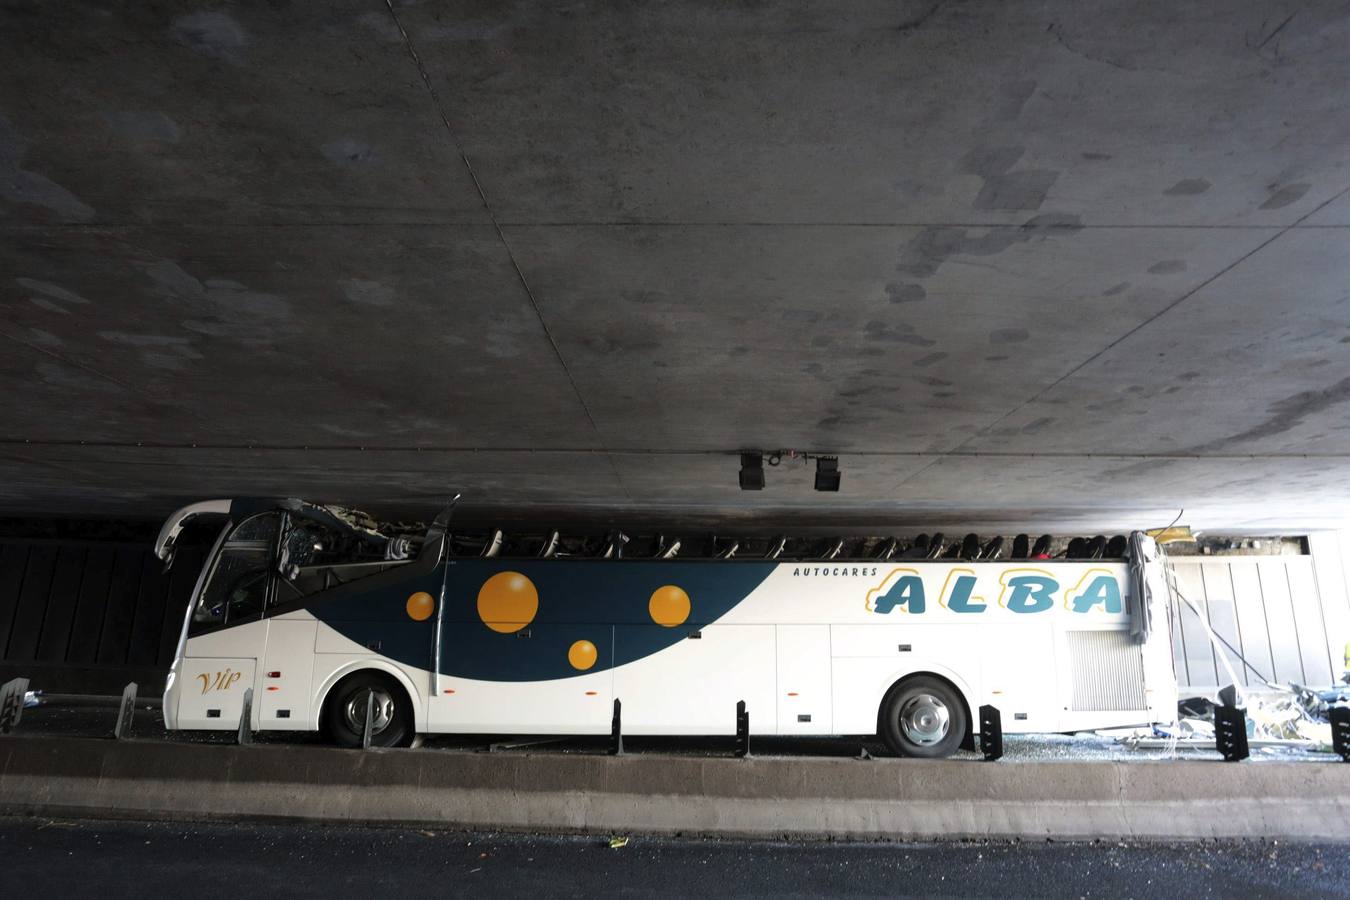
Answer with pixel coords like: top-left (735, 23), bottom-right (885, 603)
top-left (734, 700), bottom-right (750, 758)
top-left (237, 687), bottom-right (253, 745)
top-left (0, 677), bottom-right (29, 735)
top-left (609, 698), bottom-right (624, 756)
top-left (979, 704), bottom-right (1003, 761)
top-left (1214, 704), bottom-right (1249, 761)
top-left (1330, 706), bottom-right (1350, 762)
top-left (113, 682), bottom-right (137, 740)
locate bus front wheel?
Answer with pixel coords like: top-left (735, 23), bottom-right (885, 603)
top-left (322, 671), bottom-right (415, 748)
top-left (878, 676), bottom-right (967, 759)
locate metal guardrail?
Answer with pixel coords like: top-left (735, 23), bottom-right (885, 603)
top-left (113, 682), bottom-right (137, 740)
top-left (0, 677), bottom-right (30, 734)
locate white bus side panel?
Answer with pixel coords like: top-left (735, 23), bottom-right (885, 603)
top-left (830, 656), bottom-right (978, 735)
top-left (256, 615), bottom-right (317, 730)
top-left (176, 620), bottom-right (266, 729)
top-left (613, 624), bottom-right (776, 735)
top-left (980, 624), bottom-right (1058, 732)
top-left (776, 624), bottom-right (832, 734)
top-left (427, 662), bottom-right (613, 735)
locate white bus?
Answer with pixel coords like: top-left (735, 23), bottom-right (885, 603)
top-left (156, 499), bottom-right (1177, 757)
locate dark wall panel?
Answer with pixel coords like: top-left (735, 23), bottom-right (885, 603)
top-left (6, 545), bottom-right (57, 660)
top-left (97, 549), bottom-right (145, 665)
top-left (127, 553), bottom-right (169, 666)
top-left (0, 522), bottom-right (217, 691)
top-left (66, 547), bottom-right (114, 664)
top-left (0, 544), bottom-right (29, 657)
top-left (37, 546), bottom-right (87, 662)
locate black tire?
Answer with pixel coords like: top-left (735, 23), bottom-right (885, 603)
top-left (322, 671), bottom-right (415, 748)
top-left (878, 676), bottom-right (967, 759)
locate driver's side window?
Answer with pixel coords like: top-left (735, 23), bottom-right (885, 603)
top-left (192, 513), bottom-right (279, 631)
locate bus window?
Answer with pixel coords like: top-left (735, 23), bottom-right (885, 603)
top-left (191, 513), bottom-right (278, 630)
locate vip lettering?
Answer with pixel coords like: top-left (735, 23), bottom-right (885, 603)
top-left (196, 668), bottom-right (243, 694)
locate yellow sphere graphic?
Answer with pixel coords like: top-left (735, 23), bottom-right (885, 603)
top-left (405, 591), bottom-right (435, 622)
top-left (648, 584), bottom-right (691, 627)
top-left (477, 571), bottom-right (539, 634)
top-left (568, 639), bottom-right (598, 671)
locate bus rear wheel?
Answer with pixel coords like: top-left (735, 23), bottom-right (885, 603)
top-left (879, 676), bottom-right (967, 759)
top-left (323, 672), bottom-right (414, 748)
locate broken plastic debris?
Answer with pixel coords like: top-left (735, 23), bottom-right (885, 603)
top-left (1117, 683), bottom-right (1347, 754)
top-left (608, 836), bottom-right (629, 849)
top-left (23, 690), bottom-right (41, 708)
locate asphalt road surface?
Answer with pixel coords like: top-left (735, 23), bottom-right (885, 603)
top-left (0, 816), bottom-right (1345, 899)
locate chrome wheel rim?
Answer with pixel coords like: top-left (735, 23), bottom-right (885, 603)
top-left (343, 687), bottom-right (394, 735)
top-left (898, 692), bottom-right (950, 746)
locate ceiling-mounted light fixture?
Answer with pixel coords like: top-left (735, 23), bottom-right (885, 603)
top-left (738, 451), bottom-right (765, 490)
top-left (814, 456), bottom-right (841, 492)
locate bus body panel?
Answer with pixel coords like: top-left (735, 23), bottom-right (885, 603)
top-left (427, 668), bottom-right (614, 735)
top-left (257, 617), bottom-right (318, 727)
top-left (304, 616), bottom-right (431, 734)
top-left (830, 656), bottom-right (979, 736)
top-left (166, 526), bottom-right (1178, 741)
top-left (174, 613), bottom-right (265, 729)
top-left (612, 623), bottom-right (777, 735)
top-left (777, 624), bottom-right (833, 734)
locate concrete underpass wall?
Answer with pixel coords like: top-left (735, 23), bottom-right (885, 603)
top-left (0, 529), bottom-right (210, 692)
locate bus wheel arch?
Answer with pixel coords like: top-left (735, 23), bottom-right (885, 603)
top-left (876, 670), bottom-right (972, 759)
top-left (319, 668), bottom-right (417, 748)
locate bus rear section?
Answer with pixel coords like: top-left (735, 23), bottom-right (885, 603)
top-left (159, 500), bottom-right (1177, 756)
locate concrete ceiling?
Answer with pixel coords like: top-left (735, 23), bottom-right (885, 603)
top-left (3, 1), bottom-right (1350, 533)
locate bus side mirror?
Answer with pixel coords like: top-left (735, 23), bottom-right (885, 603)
top-left (161, 547), bottom-right (176, 574)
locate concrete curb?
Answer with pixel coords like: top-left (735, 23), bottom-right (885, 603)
top-left (2, 736), bottom-right (1348, 841)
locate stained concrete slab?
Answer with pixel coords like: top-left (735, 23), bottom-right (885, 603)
top-left (0, 2), bottom-right (489, 226)
top-left (2, 1), bottom-right (1350, 531)
top-left (961, 228), bottom-right (1350, 456)
top-left (505, 223), bottom-right (1279, 452)
top-left (406, 1), bottom-right (1350, 227)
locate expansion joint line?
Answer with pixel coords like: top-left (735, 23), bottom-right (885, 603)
top-left (380, 0), bottom-right (630, 499)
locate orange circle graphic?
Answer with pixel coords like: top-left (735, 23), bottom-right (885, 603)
top-left (477, 571), bottom-right (539, 633)
top-left (406, 591), bottom-right (435, 621)
top-left (568, 639), bottom-right (598, 670)
top-left (648, 584), bottom-right (691, 627)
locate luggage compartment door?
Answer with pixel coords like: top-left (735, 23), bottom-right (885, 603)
top-left (777, 624), bottom-right (832, 734)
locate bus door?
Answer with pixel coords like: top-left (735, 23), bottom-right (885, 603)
top-left (176, 511), bottom-right (280, 729)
